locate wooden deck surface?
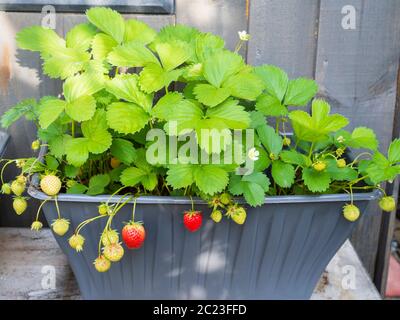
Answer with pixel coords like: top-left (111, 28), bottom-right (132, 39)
top-left (0, 227), bottom-right (380, 300)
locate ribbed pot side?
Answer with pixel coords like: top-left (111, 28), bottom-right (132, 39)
top-left (38, 197), bottom-right (373, 300)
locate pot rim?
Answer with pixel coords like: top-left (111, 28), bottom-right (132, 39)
top-left (29, 146), bottom-right (381, 204)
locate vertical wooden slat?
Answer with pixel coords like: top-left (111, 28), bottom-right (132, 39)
top-left (315, 0), bottom-right (400, 276)
top-left (247, 0), bottom-right (320, 78)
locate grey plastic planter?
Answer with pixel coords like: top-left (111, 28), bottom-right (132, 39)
top-left (28, 185), bottom-right (379, 300)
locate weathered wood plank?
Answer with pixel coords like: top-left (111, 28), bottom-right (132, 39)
top-left (0, 228), bottom-right (380, 300)
top-left (315, 0), bottom-right (400, 276)
top-left (247, 0), bottom-right (320, 78)
top-left (175, 0), bottom-right (248, 55)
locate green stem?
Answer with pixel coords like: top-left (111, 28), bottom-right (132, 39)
top-left (54, 196), bottom-right (61, 219)
top-left (71, 121), bottom-right (75, 138)
top-left (35, 198), bottom-right (51, 221)
top-left (1, 160), bottom-right (14, 184)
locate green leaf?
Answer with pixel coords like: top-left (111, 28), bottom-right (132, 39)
top-left (45, 155), bottom-right (59, 170)
top-left (67, 183), bottom-right (88, 194)
top-left (284, 78), bottom-right (318, 106)
top-left (124, 19), bottom-right (156, 44)
top-left (64, 165), bottom-right (80, 178)
top-left (347, 127), bottom-right (378, 150)
top-left (16, 26), bottom-right (65, 54)
top-left (86, 7), bottom-right (125, 43)
top-left (105, 74), bottom-right (153, 112)
top-left (193, 165), bottom-right (229, 195)
top-left (38, 98), bottom-right (66, 129)
top-left (228, 172), bottom-right (270, 206)
top-left (65, 95), bottom-right (96, 122)
top-left (205, 99), bottom-right (250, 129)
top-left (388, 139), bottom-right (400, 163)
top-left (152, 92), bottom-right (183, 120)
top-left (120, 166), bottom-right (157, 191)
top-left (302, 168), bottom-right (331, 192)
top-left (289, 99), bottom-right (349, 142)
top-left (1, 98), bottom-right (38, 128)
top-left (48, 134), bottom-right (71, 159)
top-left (155, 40), bottom-right (191, 71)
top-left (256, 124), bottom-right (283, 157)
top-left (65, 137), bottom-right (89, 167)
top-left (63, 73), bottom-right (103, 101)
top-left (107, 41), bottom-right (159, 67)
top-left (193, 84), bottom-right (230, 107)
top-left (138, 63), bottom-right (182, 93)
top-left (223, 72), bottom-right (264, 101)
top-left (280, 150), bottom-right (310, 167)
top-left (110, 138), bottom-right (137, 165)
top-left (87, 174), bottom-right (111, 195)
top-left (166, 165), bottom-right (194, 189)
top-left (81, 109), bottom-right (112, 154)
top-left (271, 160), bottom-right (295, 188)
top-left (255, 94), bottom-right (287, 117)
top-left (254, 65), bottom-right (288, 101)
top-left (203, 50), bottom-right (244, 87)
top-left (66, 23), bottom-right (97, 52)
top-left (106, 102), bottom-right (150, 134)
top-left (92, 33), bottom-right (118, 60)
top-left (253, 147), bottom-right (271, 172)
top-left (325, 160), bottom-right (358, 181)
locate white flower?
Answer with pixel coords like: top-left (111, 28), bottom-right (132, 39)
top-left (248, 147), bottom-right (259, 161)
top-left (238, 30), bottom-right (251, 41)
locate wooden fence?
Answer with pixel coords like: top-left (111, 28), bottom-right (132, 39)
top-left (0, 0), bottom-right (399, 293)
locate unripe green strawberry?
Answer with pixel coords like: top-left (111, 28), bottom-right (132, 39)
top-left (103, 243), bottom-right (124, 262)
top-left (283, 137), bottom-right (291, 146)
top-left (337, 159), bottom-right (346, 168)
top-left (93, 255), bottom-right (111, 273)
top-left (66, 180), bottom-right (76, 188)
top-left (101, 229), bottom-right (119, 246)
top-left (31, 140), bottom-right (40, 151)
top-left (40, 175), bottom-right (61, 196)
top-left (211, 210), bottom-right (222, 223)
top-left (312, 161), bottom-right (327, 172)
top-left (1, 183), bottom-right (11, 194)
top-left (232, 207), bottom-right (247, 225)
top-left (16, 175), bottom-right (27, 184)
top-left (342, 204), bottom-right (360, 222)
top-left (98, 203), bottom-right (109, 215)
top-left (69, 234), bottom-right (85, 252)
top-left (379, 196), bottom-right (396, 212)
top-left (220, 193), bottom-right (231, 205)
top-left (31, 220), bottom-right (43, 231)
top-left (269, 152), bottom-right (278, 160)
top-left (51, 218), bottom-right (70, 236)
top-left (11, 180), bottom-right (25, 196)
top-left (13, 197), bottom-right (27, 215)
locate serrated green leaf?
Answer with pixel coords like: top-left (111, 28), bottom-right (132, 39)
top-left (105, 74), bottom-right (153, 112)
top-left (65, 137), bottom-right (89, 166)
top-left (253, 147), bottom-right (271, 172)
top-left (92, 33), bottom-right (118, 60)
top-left (254, 65), bottom-right (288, 101)
top-left (366, 152), bottom-right (400, 184)
top-left (16, 26), bottom-right (65, 54)
top-left (203, 50), bottom-right (244, 87)
top-left (1, 98), bottom-right (38, 128)
top-left (66, 23), bottom-right (97, 52)
top-left (388, 139), bottom-right (400, 163)
top-left (81, 109), bottom-right (112, 154)
top-left (228, 172), bottom-right (270, 206)
top-left (67, 183), bottom-right (88, 194)
top-left (120, 167), bottom-right (146, 186)
top-left (64, 165), bottom-right (79, 178)
top-left (124, 19), bottom-right (156, 44)
top-left (193, 165), bottom-right (229, 195)
top-left (325, 160), bottom-right (358, 181)
top-left (166, 165), bottom-right (194, 189)
top-left (108, 41), bottom-right (159, 67)
top-left (205, 99), bottom-right (250, 129)
top-left (195, 32), bottom-right (225, 62)
top-left (302, 168), bottom-right (331, 192)
top-left (87, 174), bottom-right (110, 195)
top-left (86, 7), bottom-right (125, 43)
top-left (193, 84), bottom-right (230, 107)
top-left (110, 138), bottom-right (137, 165)
top-left (65, 95), bottom-right (96, 122)
top-left (347, 127), bottom-right (378, 150)
top-left (106, 102), bottom-right (150, 134)
top-left (255, 94), bottom-right (288, 117)
top-left (271, 160), bottom-right (295, 188)
top-left (152, 92), bottom-right (183, 120)
top-left (48, 134), bottom-right (71, 159)
top-left (38, 98), bottom-right (66, 129)
top-left (242, 183), bottom-right (266, 207)
top-left (256, 124), bottom-right (283, 157)
top-left (138, 63), bottom-right (182, 93)
top-left (45, 155), bottom-right (59, 170)
top-left (280, 150), bottom-right (310, 167)
top-left (155, 40), bottom-right (191, 71)
top-left (63, 73), bottom-right (104, 101)
top-left (222, 72), bottom-right (264, 101)
top-left (284, 78), bottom-right (318, 106)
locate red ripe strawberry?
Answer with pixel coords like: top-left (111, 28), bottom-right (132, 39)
top-left (183, 211), bottom-right (202, 232)
top-left (122, 222), bottom-right (146, 249)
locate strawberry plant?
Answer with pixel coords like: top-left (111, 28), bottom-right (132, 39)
top-left (0, 7), bottom-right (398, 272)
